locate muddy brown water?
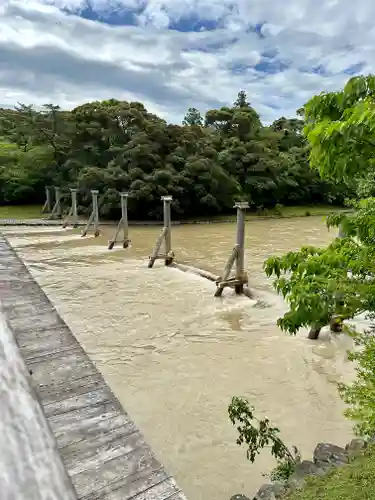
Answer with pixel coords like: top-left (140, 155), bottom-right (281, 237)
top-left (1, 217), bottom-right (361, 500)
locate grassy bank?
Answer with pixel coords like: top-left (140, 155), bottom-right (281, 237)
top-left (0, 204), bottom-right (346, 222)
top-left (286, 446), bottom-right (375, 500)
top-left (201, 205), bottom-right (346, 221)
top-left (0, 205), bottom-right (44, 219)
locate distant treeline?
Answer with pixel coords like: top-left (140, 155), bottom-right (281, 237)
top-left (0, 91), bottom-right (353, 219)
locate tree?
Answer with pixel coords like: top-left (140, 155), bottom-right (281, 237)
top-left (0, 104), bottom-right (36, 152)
top-left (228, 396), bottom-right (299, 481)
top-left (264, 75), bottom-right (375, 338)
top-left (338, 326), bottom-right (375, 438)
top-left (0, 91), bottom-right (350, 217)
top-left (303, 75), bottom-right (375, 187)
top-left (234, 90), bottom-right (250, 108)
top-left (264, 206), bottom-right (375, 337)
top-left (182, 107), bottom-right (203, 126)
top-left (261, 74), bottom-right (375, 441)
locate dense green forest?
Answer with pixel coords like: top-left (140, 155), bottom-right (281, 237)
top-left (0, 91), bottom-right (351, 219)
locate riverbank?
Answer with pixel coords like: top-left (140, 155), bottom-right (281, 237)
top-left (285, 443), bottom-right (375, 500)
top-left (0, 204), bottom-right (347, 225)
top-left (250, 437), bottom-right (375, 500)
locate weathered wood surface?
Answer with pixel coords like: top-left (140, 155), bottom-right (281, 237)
top-left (0, 235), bottom-right (187, 500)
top-left (171, 262), bottom-right (219, 282)
top-left (0, 307), bottom-right (77, 500)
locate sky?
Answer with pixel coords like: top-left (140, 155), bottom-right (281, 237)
top-left (0, 1), bottom-right (374, 125)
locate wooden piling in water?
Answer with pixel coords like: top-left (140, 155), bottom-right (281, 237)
top-left (48, 186), bottom-right (62, 220)
top-left (148, 195), bottom-right (174, 268)
top-left (63, 188), bottom-right (79, 228)
top-left (171, 262), bottom-right (219, 282)
top-left (0, 235), bottom-right (187, 500)
top-left (42, 185), bottom-right (53, 214)
top-left (215, 201), bottom-right (251, 297)
top-left (163, 195), bottom-right (172, 263)
top-left (108, 192), bottom-right (130, 249)
top-left (81, 189), bottom-right (100, 237)
top-left (234, 201), bottom-right (247, 294)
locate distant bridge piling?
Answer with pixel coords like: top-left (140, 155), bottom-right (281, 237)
top-left (148, 195), bottom-right (174, 268)
top-left (48, 186), bottom-right (62, 220)
top-left (63, 188), bottom-right (79, 228)
top-left (41, 185), bottom-right (53, 214)
top-left (215, 201), bottom-right (251, 298)
top-left (108, 192), bottom-right (130, 249)
top-left (81, 189), bottom-right (100, 237)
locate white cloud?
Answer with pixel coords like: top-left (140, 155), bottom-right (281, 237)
top-left (0, 0), bottom-right (374, 124)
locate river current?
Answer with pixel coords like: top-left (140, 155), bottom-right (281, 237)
top-left (1, 216), bottom-right (362, 499)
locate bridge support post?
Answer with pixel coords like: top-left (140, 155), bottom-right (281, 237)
top-left (81, 190), bottom-right (100, 237)
top-left (108, 192), bottom-right (130, 249)
top-left (148, 195), bottom-right (174, 268)
top-left (63, 188), bottom-right (79, 228)
top-left (42, 186), bottom-right (53, 214)
top-left (48, 187), bottom-right (62, 219)
top-left (71, 188), bottom-right (78, 227)
top-left (215, 201), bottom-right (251, 297)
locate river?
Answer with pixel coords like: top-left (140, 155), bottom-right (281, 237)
top-left (1, 216), bottom-right (360, 499)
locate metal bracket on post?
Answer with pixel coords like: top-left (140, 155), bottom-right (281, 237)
top-left (108, 192), bottom-right (131, 249)
top-left (148, 195), bottom-right (174, 268)
top-left (215, 201), bottom-right (251, 297)
top-left (41, 186), bottom-right (53, 214)
top-left (62, 188), bottom-right (79, 228)
top-left (81, 190), bottom-right (100, 237)
top-left (48, 187), bottom-right (62, 220)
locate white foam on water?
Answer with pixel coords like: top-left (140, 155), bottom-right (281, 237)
top-left (9, 234), bottom-right (86, 248)
top-left (0, 226), bottom-right (69, 234)
top-left (26, 244), bottom-right (125, 263)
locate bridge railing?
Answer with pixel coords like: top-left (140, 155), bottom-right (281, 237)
top-left (0, 305), bottom-right (77, 500)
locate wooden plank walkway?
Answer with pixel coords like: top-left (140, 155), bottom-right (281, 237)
top-left (0, 235), bottom-right (187, 500)
top-left (1, 306), bottom-right (77, 500)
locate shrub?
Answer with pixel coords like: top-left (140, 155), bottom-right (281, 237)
top-left (228, 396), bottom-right (299, 481)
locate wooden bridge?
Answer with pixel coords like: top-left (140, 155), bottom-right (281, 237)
top-left (0, 235), bottom-right (187, 500)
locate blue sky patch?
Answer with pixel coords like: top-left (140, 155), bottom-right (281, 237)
top-left (247, 22), bottom-right (266, 38)
top-left (62, 2), bottom-right (142, 26)
top-left (311, 65), bottom-right (331, 76)
top-left (254, 57), bottom-right (289, 74)
top-left (169, 15), bottom-right (219, 32)
top-left (229, 63), bottom-right (253, 74)
top-left (344, 62), bottom-right (365, 75)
